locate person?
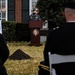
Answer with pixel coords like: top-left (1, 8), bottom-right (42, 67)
top-left (0, 34), bottom-right (9, 75)
top-left (29, 8), bottom-right (41, 21)
top-left (43, 2), bottom-right (75, 75)
top-left (38, 1), bottom-right (75, 75)
top-left (29, 8), bottom-right (42, 46)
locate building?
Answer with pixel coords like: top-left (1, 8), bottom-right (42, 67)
top-left (0, 0), bottom-right (38, 23)
top-left (0, 0), bottom-right (48, 42)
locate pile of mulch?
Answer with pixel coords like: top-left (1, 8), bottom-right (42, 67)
top-left (9, 49), bottom-right (31, 60)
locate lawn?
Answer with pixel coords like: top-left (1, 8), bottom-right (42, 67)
top-left (4, 42), bottom-right (45, 75)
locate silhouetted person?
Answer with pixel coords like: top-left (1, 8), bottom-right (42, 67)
top-left (43, 2), bottom-right (75, 75)
top-left (0, 34), bottom-right (9, 75)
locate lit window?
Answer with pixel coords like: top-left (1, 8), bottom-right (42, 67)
top-left (0, 0), bottom-right (7, 21)
top-left (32, 0), bottom-right (38, 9)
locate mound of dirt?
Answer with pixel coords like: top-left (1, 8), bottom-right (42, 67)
top-left (9, 49), bottom-right (31, 60)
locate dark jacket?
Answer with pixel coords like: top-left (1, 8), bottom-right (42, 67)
top-left (29, 13), bottom-right (41, 21)
top-left (0, 34), bottom-right (9, 75)
top-left (44, 22), bottom-right (75, 75)
top-left (0, 34), bottom-right (9, 65)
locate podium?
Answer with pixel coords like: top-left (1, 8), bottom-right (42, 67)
top-left (29, 21), bottom-right (43, 46)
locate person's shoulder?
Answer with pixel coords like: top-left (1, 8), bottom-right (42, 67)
top-left (49, 26), bottom-right (63, 35)
top-left (51, 26), bottom-right (61, 32)
top-left (53, 26), bottom-right (60, 31)
top-left (29, 14), bottom-right (33, 16)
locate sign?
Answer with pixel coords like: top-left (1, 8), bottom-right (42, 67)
top-left (33, 29), bottom-right (39, 36)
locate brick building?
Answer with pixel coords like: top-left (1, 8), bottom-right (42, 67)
top-left (0, 0), bottom-right (38, 23)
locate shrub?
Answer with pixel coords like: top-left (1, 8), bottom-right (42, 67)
top-left (2, 21), bottom-right (16, 41)
top-left (16, 22), bottom-right (30, 42)
top-left (2, 21), bottom-right (30, 42)
top-left (36, 0), bottom-right (75, 29)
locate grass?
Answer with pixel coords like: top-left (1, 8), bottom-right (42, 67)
top-left (4, 42), bottom-right (45, 75)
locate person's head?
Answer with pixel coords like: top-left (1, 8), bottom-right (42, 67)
top-left (63, 2), bottom-right (75, 22)
top-left (32, 8), bottom-right (39, 14)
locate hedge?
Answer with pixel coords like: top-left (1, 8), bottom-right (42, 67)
top-left (2, 21), bottom-right (30, 42)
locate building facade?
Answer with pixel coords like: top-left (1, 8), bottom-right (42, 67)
top-left (0, 0), bottom-right (38, 23)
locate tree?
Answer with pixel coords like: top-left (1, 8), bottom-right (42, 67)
top-left (36, 0), bottom-right (75, 29)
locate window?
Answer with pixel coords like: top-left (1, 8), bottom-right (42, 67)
top-left (32, 0), bottom-right (38, 9)
top-left (22, 0), bottom-right (29, 22)
top-left (29, 0), bottom-right (38, 15)
top-left (0, 0), bottom-right (7, 21)
top-left (8, 0), bottom-right (15, 21)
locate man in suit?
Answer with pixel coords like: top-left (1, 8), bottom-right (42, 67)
top-left (29, 8), bottom-right (41, 21)
top-left (0, 34), bottom-right (9, 75)
top-left (43, 2), bottom-right (75, 75)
